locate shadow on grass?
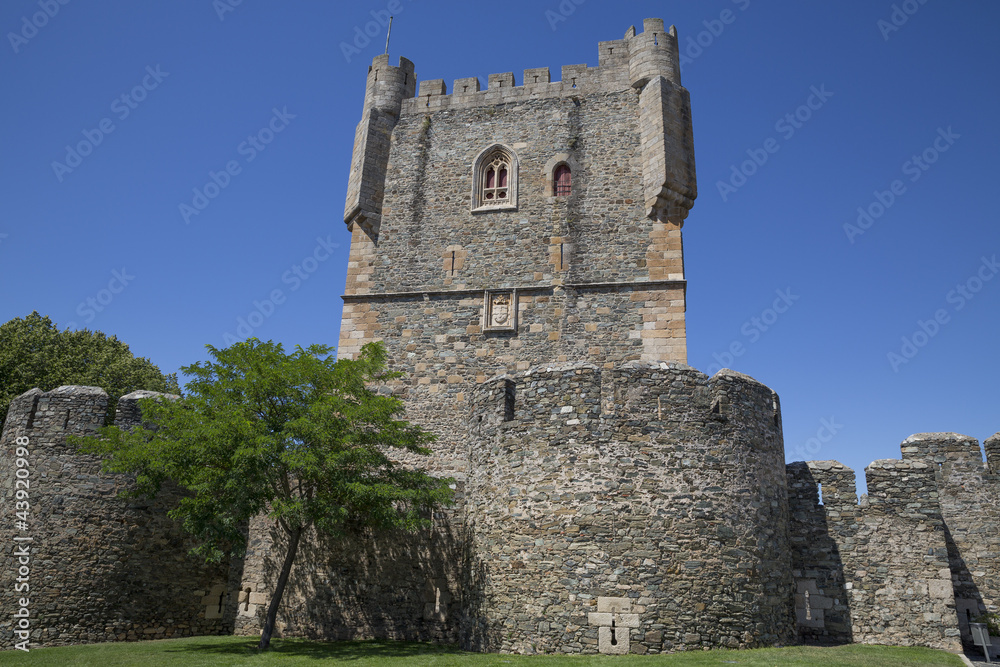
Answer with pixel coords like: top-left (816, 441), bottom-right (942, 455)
top-left (163, 638), bottom-right (468, 661)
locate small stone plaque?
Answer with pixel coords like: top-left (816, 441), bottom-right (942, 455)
top-left (484, 289), bottom-right (517, 332)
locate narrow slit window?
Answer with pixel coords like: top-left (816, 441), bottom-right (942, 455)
top-left (554, 164), bottom-right (571, 196)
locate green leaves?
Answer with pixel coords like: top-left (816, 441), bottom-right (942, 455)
top-left (0, 312), bottom-right (179, 424)
top-left (74, 339), bottom-right (453, 560)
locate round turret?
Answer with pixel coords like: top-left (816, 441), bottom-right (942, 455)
top-left (627, 18), bottom-right (681, 89)
top-left (0, 387), bottom-right (229, 648)
top-left (463, 362), bottom-right (794, 654)
top-left (363, 54), bottom-right (416, 118)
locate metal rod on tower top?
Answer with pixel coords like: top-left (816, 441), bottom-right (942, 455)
top-left (384, 16), bottom-right (393, 55)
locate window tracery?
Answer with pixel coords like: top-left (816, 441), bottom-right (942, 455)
top-left (473, 145), bottom-right (518, 211)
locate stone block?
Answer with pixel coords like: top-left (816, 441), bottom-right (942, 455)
top-left (248, 592), bottom-right (269, 605)
top-left (588, 612), bottom-right (612, 626)
top-left (598, 626), bottom-right (629, 654)
top-left (616, 613), bottom-right (640, 627)
top-left (929, 579), bottom-right (952, 599)
top-left (418, 79), bottom-right (446, 96)
top-left (487, 72), bottom-right (515, 89)
top-left (597, 596), bottom-right (631, 613)
top-left (523, 67), bottom-right (550, 86)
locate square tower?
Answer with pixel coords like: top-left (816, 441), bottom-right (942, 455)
top-left (339, 18), bottom-right (697, 470)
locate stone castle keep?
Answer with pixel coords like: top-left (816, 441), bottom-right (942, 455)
top-left (2, 18), bottom-right (998, 655)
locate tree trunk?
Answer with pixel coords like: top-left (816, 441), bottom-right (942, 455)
top-left (257, 525), bottom-right (302, 650)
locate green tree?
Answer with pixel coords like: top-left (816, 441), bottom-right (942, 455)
top-left (74, 339), bottom-right (452, 650)
top-left (0, 311), bottom-right (179, 425)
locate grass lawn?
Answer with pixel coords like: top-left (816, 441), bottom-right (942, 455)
top-left (0, 636), bottom-right (968, 666)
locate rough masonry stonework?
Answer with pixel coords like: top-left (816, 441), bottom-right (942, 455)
top-left (2, 17), bottom-right (997, 656)
top-left (0, 387), bottom-right (231, 649)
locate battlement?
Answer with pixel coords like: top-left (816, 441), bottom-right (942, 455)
top-left (3, 385), bottom-right (177, 442)
top-left (901, 431), bottom-right (986, 472)
top-left (864, 458), bottom-right (941, 517)
top-left (364, 54), bottom-right (416, 118)
top-left (401, 18), bottom-right (681, 114)
top-left (4, 385), bottom-right (108, 449)
top-left (114, 389), bottom-right (179, 428)
top-left (469, 362), bottom-right (780, 438)
top-left (987, 432), bottom-right (1000, 474)
top-left (786, 431), bottom-right (999, 651)
top-left (786, 460), bottom-right (858, 511)
top-left (0, 386), bottom-right (230, 648)
top-left (787, 436), bottom-right (990, 514)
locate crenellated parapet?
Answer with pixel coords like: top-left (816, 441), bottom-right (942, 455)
top-left (786, 430), bottom-right (1000, 651)
top-left (464, 362), bottom-right (793, 654)
top-left (405, 18), bottom-right (682, 112)
top-left (626, 19), bottom-right (681, 89)
top-left (985, 432), bottom-right (1000, 474)
top-left (345, 18), bottom-right (696, 243)
top-left (0, 386), bottom-right (232, 649)
top-left (114, 389), bottom-right (179, 428)
top-left (864, 458), bottom-right (942, 518)
top-left (900, 432), bottom-right (1000, 646)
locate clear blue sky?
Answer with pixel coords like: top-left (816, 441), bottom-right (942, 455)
top-left (2, 1), bottom-right (998, 493)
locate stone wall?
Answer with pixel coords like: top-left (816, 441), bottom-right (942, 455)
top-left (786, 431), bottom-right (1000, 653)
top-left (463, 362), bottom-right (794, 654)
top-left (0, 387), bottom-right (230, 649)
top-left (786, 461), bottom-right (856, 644)
top-left (900, 433), bottom-right (1000, 648)
top-left (232, 497), bottom-right (466, 645)
top-left (852, 459), bottom-right (958, 650)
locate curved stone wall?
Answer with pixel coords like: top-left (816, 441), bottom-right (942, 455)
top-left (462, 362), bottom-right (794, 654)
top-left (0, 387), bottom-right (230, 648)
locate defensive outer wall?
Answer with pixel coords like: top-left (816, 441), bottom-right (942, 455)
top-left (0, 387), bottom-right (232, 649)
top-left (787, 432), bottom-right (1000, 653)
top-left (3, 383), bottom-right (997, 654)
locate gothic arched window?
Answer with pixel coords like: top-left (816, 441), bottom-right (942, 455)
top-left (473, 145), bottom-right (518, 211)
top-left (554, 163), bottom-right (572, 196)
